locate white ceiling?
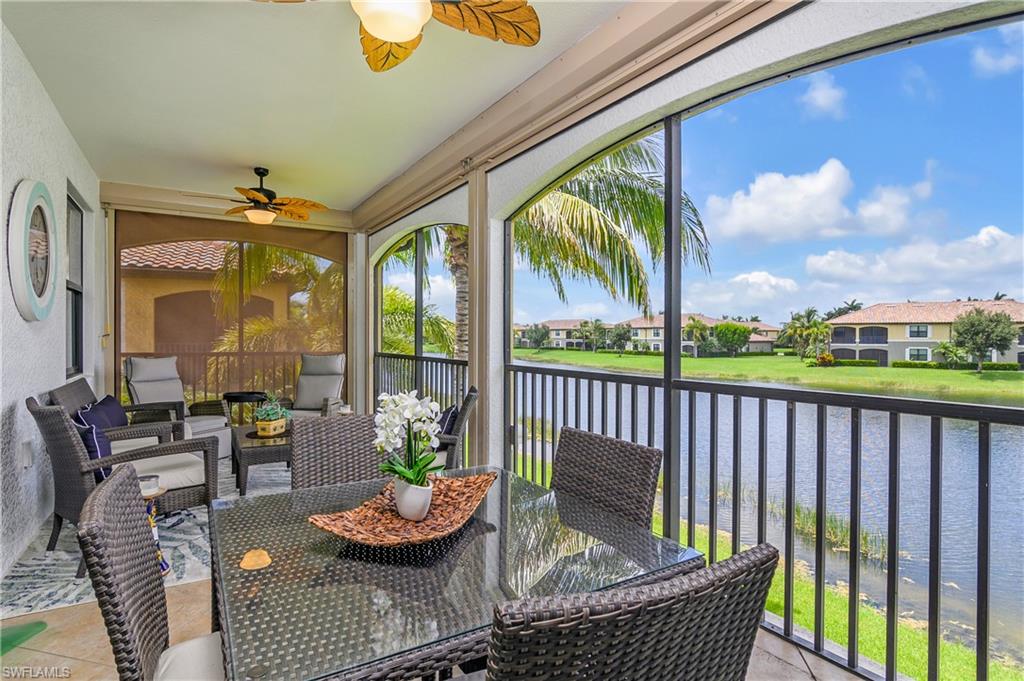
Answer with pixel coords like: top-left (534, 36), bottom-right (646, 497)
top-left (2, 0), bottom-right (625, 211)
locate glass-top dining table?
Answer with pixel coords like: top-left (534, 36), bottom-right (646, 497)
top-left (210, 466), bottom-right (702, 680)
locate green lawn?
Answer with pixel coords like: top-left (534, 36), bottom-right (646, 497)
top-left (512, 349), bottom-right (1024, 406)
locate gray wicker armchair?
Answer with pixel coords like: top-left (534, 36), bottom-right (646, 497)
top-left (26, 397), bottom-right (219, 577)
top-left (291, 414), bottom-right (381, 489)
top-left (123, 356), bottom-right (232, 460)
top-left (78, 465), bottom-right (224, 681)
top-left (436, 386), bottom-right (478, 470)
top-left (50, 377), bottom-right (187, 442)
top-left (279, 353), bottom-right (348, 418)
top-left (550, 427), bottom-right (662, 527)
top-left (474, 544), bottom-right (779, 681)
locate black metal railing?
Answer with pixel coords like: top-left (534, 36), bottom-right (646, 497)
top-left (505, 361), bottom-right (1024, 681)
top-left (374, 352), bottom-right (469, 409)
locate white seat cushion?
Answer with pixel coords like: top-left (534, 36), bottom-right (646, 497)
top-left (110, 436), bottom-right (160, 456)
top-left (114, 452), bottom-right (205, 490)
top-left (155, 632), bottom-right (224, 681)
top-left (185, 414), bottom-right (228, 433)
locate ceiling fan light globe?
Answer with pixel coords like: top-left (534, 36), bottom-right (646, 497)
top-left (351, 0), bottom-right (431, 43)
top-left (244, 208), bottom-right (277, 225)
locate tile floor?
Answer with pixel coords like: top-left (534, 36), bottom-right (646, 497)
top-left (1, 579), bottom-right (860, 680)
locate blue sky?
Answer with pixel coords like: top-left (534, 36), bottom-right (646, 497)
top-left (506, 21), bottom-right (1024, 328)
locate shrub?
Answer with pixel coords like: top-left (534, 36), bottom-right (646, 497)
top-left (804, 358), bottom-right (818, 367)
top-left (773, 347), bottom-right (796, 356)
top-left (892, 360), bottom-right (1020, 371)
top-left (835, 359), bottom-right (879, 367)
top-left (816, 352), bottom-right (835, 367)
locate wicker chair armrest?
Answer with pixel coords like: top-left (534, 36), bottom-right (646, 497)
top-left (103, 421), bottom-right (184, 443)
top-left (189, 399), bottom-right (231, 421)
top-left (81, 436), bottom-right (220, 503)
top-left (124, 400), bottom-right (186, 422)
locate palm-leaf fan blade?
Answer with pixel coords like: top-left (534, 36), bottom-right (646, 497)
top-left (360, 24), bottom-right (422, 72)
top-left (235, 187), bottom-right (270, 203)
top-left (225, 206), bottom-right (249, 216)
top-left (275, 206), bottom-right (311, 221)
top-left (273, 197), bottom-right (328, 211)
top-left (431, 0), bottom-right (540, 46)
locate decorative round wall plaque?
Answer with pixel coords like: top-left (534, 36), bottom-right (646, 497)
top-left (7, 179), bottom-right (58, 322)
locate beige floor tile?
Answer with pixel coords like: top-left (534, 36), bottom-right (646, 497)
top-left (746, 647), bottom-right (814, 680)
top-left (0, 646), bottom-right (116, 681)
top-left (755, 629), bottom-right (812, 672)
top-left (2, 600), bottom-right (115, 667)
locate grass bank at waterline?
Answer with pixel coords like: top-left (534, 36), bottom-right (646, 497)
top-left (511, 349), bottom-right (1024, 406)
top-left (648, 515), bottom-right (1023, 681)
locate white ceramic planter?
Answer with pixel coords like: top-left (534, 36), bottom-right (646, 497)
top-left (394, 478), bottom-right (433, 521)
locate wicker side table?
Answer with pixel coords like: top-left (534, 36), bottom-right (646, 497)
top-left (231, 426), bottom-right (291, 496)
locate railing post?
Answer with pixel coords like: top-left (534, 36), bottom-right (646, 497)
top-left (927, 416), bottom-right (942, 681)
top-left (886, 412), bottom-right (900, 680)
top-left (414, 230), bottom-right (425, 394)
top-left (977, 421), bottom-right (991, 681)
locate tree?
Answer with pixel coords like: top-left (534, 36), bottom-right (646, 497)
top-left (993, 291), bottom-right (1008, 300)
top-left (933, 340), bottom-right (967, 367)
top-left (803, 320), bottom-right (833, 357)
top-left (684, 316), bottom-right (711, 358)
top-left (608, 324), bottom-right (633, 355)
top-left (779, 308), bottom-right (821, 355)
top-left (591, 319), bottom-right (608, 352)
top-left (824, 298), bottom-right (863, 320)
top-left (951, 308), bottom-right (1017, 372)
top-left (714, 322), bottom-right (753, 357)
top-left (378, 286), bottom-right (455, 356)
top-left (524, 324), bottom-right (550, 349)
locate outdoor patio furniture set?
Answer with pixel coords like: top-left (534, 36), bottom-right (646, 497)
top-left (28, 357), bottom-right (776, 680)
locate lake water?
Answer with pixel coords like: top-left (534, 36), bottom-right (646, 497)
top-left (510, 364), bottom-right (1024, 663)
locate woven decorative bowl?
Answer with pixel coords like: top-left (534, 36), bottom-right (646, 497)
top-left (309, 472), bottom-right (497, 547)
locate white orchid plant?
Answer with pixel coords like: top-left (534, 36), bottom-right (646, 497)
top-left (374, 390), bottom-right (444, 488)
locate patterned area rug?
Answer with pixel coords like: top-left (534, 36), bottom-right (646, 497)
top-left (0, 457), bottom-right (292, 617)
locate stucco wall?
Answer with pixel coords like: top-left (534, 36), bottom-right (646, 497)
top-left (1, 25), bottom-right (103, 576)
top-left (120, 272), bottom-right (290, 353)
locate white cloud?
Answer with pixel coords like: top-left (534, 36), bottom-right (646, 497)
top-left (805, 226), bottom-right (1024, 295)
top-left (386, 271), bottom-right (415, 294)
top-left (571, 302), bottom-right (610, 318)
top-left (682, 271), bottom-right (799, 321)
top-left (798, 72), bottom-right (846, 119)
top-left (971, 24), bottom-right (1023, 77)
top-left (901, 64), bottom-right (937, 100)
top-left (385, 272), bottom-right (457, 313)
top-left (706, 159), bottom-right (935, 241)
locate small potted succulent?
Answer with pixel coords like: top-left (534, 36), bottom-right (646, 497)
top-left (374, 390), bottom-right (443, 521)
top-left (253, 395), bottom-right (290, 437)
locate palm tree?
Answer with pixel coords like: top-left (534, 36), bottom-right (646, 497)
top-left (378, 286), bottom-right (455, 356)
top-left (780, 307), bottom-right (822, 356)
top-left (933, 340), bottom-right (966, 367)
top-left (394, 133), bottom-right (711, 361)
top-left (684, 316), bottom-right (711, 358)
top-left (993, 291), bottom-right (1008, 300)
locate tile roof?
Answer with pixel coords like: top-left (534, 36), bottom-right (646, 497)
top-left (828, 300), bottom-right (1024, 324)
top-left (538, 318), bottom-right (586, 330)
top-left (121, 241), bottom-right (229, 272)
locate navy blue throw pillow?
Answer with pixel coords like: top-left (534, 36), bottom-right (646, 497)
top-left (92, 395), bottom-right (128, 428)
top-left (438, 405), bottom-right (459, 436)
top-left (73, 404), bottom-right (113, 483)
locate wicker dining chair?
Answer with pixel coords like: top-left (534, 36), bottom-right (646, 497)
top-left (436, 386), bottom-right (478, 470)
top-left (78, 465), bottom-right (224, 681)
top-left (291, 414), bottom-right (381, 489)
top-left (473, 544), bottom-right (779, 681)
top-left (26, 397), bottom-right (218, 577)
top-left (550, 427), bottom-right (662, 527)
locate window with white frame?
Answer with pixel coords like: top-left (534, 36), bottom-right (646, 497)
top-left (653, 329), bottom-right (661, 338)
top-left (908, 324), bottom-right (929, 339)
top-left (908, 348), bottom-right (929, 362)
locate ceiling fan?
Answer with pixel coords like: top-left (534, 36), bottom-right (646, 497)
top-left (224, 167), bottom-right (327, 225)
top-left (254, 0), bottom-right (541, 72)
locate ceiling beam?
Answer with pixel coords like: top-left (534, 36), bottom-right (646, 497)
top-left (101, 181), bottom-right (355, 232)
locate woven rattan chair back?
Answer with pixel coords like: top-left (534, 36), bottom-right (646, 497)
top-left (549, 427), bottom-right (662, 527)
top-left (26, 396), bottom-right (96, 524)
top-left (486, 543), bottom-right (778, 681)
top-left (442, 386), bottom-right (478, 470)
top-left (78, 465), bottom-right (170, 681)
top-left (291, 414), bottom-right (380, 489)
top-left (48, 377), bottom-right (99, 415)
